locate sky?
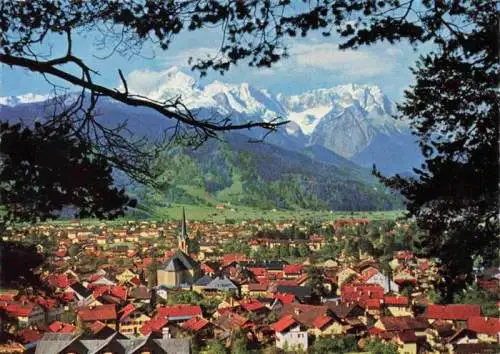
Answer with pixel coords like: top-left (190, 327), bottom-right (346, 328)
top-left (0, 25), bottom-right (424, 101)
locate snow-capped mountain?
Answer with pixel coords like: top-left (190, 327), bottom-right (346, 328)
top-left (0, 93), bottom-right (51, 107)
top-left (0, 67), bottom-right (420, 173)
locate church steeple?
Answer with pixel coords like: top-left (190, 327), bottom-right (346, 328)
top-left (178, 207), bottom-right (189, 254)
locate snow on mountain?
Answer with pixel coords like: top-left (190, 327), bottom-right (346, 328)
top-left (0, 93), bottom-right (51, 107)
top-left (1, 67), bottom-right (416, 170)
top-left (1, 69), bottom-right (399, 134)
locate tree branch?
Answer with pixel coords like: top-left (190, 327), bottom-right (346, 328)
top-left (0, 54), bottom-right (288, 138)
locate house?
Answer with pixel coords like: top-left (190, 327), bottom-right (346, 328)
top-left (203, 276), bottom-right (239, 296)
top-left (4, 302), bottom-right (45, 328)
top-left (47, 321), bottom-right (76, 334)
top-left (244, 282), bottom-right (269, 297)
top-left (274, 285), bottom-right (312, 302)
top-left (77, 304), bottom-right (117, 330)
top-left (213, 311), bottom-right (251, 339)
top-left (310, 315), bottom-right (344, 336)
top-left (283, 264), bottom-right (303, 278)
top-left (384, 296), bottom-right (411, 317)
top-left (140, 315), bottom-right (169, 336)
top-left (394, 331), bottom-right (419, 354)
top-left (363, 269), bottom-right (400, 293)
top-left (66, 282), bottom-right (93, 306)
top-left (373, 316), bottom-right (428, 336)
top-left (181, 315), bottom-right (212, 336)
top-left (425, 304), bottom-right (481, 324)
top-left (157, 209), bottom-right (201, 288)
top-left (157, 304), bottom-right (202, 323)
top-left (271, 315), bottom-right (308, 351)
top-left (467, 316), bottom-right (500, 343)
top-left (118, 303), bottom-right (151, 336)
top-left (337, 267), bottom-right (358, 288)
top-left (325, 302), bottom-right (364, 317)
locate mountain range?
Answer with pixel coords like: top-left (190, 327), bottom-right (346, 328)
top-left (0, 66), bottom-right (422, 211)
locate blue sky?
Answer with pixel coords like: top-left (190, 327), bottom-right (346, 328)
top-left (1, 27), bottom-right (423, 101)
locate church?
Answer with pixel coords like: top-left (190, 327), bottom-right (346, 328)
top-left (157, 208), bottom-right (201, 288)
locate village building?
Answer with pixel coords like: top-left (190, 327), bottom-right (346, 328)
top-left (157, 209), bottom-right (201, 288)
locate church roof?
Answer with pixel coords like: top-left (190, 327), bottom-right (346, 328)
top-left (163, 250), bottom-right (198, 272)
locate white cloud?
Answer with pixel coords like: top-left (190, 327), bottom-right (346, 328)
top-left (385, 47), bottom-right (404, 57)
top-left (160, 47), bottom-right (221, 67)
top-left (288, 43), bottom-right (395, 78)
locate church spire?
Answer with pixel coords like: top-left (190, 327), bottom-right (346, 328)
top-left (181, 207), bottom-right (187, 240)
top-left (178, 207), bottom-right (189, 254)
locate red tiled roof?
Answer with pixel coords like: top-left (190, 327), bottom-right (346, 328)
top-left (274, 293), bottom-right (295, 304)
top-left (385, 296), bottom-right (409, 306)
top-left (5, 303), bottom-right (36, 317)
top-left (312, 315), bottom-right (333, 329)
top-left (248, 267), bottom-right (266, 277)
top-left (92, 285), bottom-right (110, 299)
top-left (368, 326), bottom-right (385, 335)
top-left (140, 315), bottom-right (168, 335)
top-left (341, 283), bottom-right (384, 302)
top-left (222, 253), bottom-right (247, 266)
top-left (380, 316), bottom-right (429, 332)
top-left (157, 305), bottom-right (202, 319)
top-left (241, 301), bottom-right (266, 313)
top-left (359, 267), bottom-right (379, 282)
top-left (467, 316), bottom-right (500, 336)
top-left (118, 303), bottom-right (136, 322)
top-left (110, 286), bottom-right (127, 301)
top-left (16, 328), bottom-right (41, 344)
top-left (88, 274), bottom-right (103, 282)
top-left (181, 316), bottom-right (209, 332)
top-left (363, 298), bottom-right (382, 310)
top-left (201, 263), bottom-right (215, 274)
top-left (271, 315), bottom-right (297, 333)
top-left (78, 304), bottom-right (117, 322)
top-left (214, 311), bottom-right (249, 330)
top-left (294, 273), bottom-right (309, 285)
top-left (47, 274), bottom-right (70, 289)
top-left (129, 276), bottom-right (141, 286)
top-left (426, 304), bottom-right (481, 321)
top-left (248, 283), bottom-right (268, 292)
top-left (284, 264), bottom-right (302, 275)
top-left (48, 321), bottom-right (76, 333)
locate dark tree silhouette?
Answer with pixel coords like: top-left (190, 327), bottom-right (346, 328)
top-left (1, 120), bottom-right (136, 222)
top-left (0, 240), bottom-right (44, 289)
top-left (370, 2), bottom-right (498, 299)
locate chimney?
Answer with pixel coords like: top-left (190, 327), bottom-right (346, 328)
top-left (162, 327), bottom-right (171, 339)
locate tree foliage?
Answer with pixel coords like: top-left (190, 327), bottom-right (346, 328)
top-left (0, 121), bottom-right (135, 223)
top-left (309, 335), bottom-right (358, 354)
top-left (363, 339), bottom-right (398, 354)
top-left (374, 0), bottom-right (498, 299)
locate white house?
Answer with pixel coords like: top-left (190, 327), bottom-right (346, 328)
top-left (272, 315), bottom-right (308, 351)
top-left (366, 272), bottom-right (399, 293)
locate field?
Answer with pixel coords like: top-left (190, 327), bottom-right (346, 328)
top-left (146, 204), bottom-right (404, 223)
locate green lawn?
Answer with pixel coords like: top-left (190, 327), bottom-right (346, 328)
top-left (31, 204), bottom-right (403, 226)
top-left (151, 203), bottom-right (404, 223)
